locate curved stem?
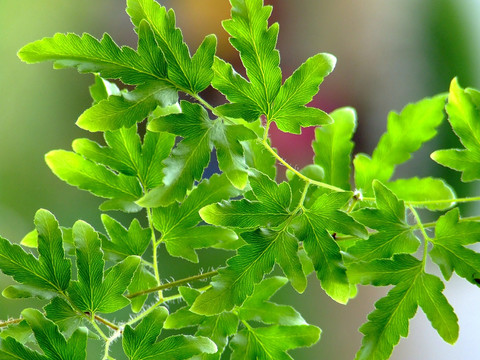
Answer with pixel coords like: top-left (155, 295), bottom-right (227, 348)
top-left (260, 139), bottom-right (345, 192)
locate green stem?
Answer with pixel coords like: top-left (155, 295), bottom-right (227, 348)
top-left (146, 207), bottom-right (163, 299)
top-left (0, 318), bottom-right (22, 327)
top-left (260, 138), bottom-right (344, 192)
top-left (408, 205), bottom-right (430, 267)
top-left (363, 195), bottom-right (480, 206)
top-left (126, 270), bottom-right (218, 299)
top-left (95, 315), bottom-right (119, 331)
top-left (90, 315), bottom-right (110, 342)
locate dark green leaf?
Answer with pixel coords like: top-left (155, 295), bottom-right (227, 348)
top-left (68, 221), bottom-right (140, 314)
top-left (230, 324), bottom-right (320, 360)
top-left (0, 209), bottom-right (70, 297)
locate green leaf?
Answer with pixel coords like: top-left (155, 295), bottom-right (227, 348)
top-left (101, 215), bottom-right (151, 261)
top-left (45, 150), bottom-right (143, 201)
top-left (77, 81), bottom-right (177, 132)
top-left (212, 57), bottom-right (261, 122)
top-left (313, 107), bottom-right (356, 190)
top-left (44, 298), bottom-right (85, 339)
top-left (23, 308), bottom-right (87, 360)
top-left (296, 192), bottom-right (366, 304)
top-left (0, 336), bottom-right (46, 360)
top-left (0, 210), bottom-right (70, 297)
top-left (386, 177), bottom-right (455, 211)
top-left (354, 94), bottom-right (446, 194)
top-left (230, 324), bottom-right (320, 360)
top-left (270, 53), bottom-right (335, 133)
top-left (191, 227), bottom-right (305, 315)
top-left (68, 221), bottom-right (140, 314)
top-left (223, 0), bottom-right (282, 113)
top-left (430, 208), bottom-right (480, 284)
top-left (0, 320), bottom-right (33, 344)
top-left (73, 124), bottom-right (175, 192)
top-left (142, 101), bottom-right (255, 205)
top-left (195, 312), bottom-right (239, 360)
top-left (89, 75), bottom-right (121, 104)
top-left (350, 255), bottom-right (458, 360)
top-left (18, 30), bottom-right (166, 85)
top-left (238, 276), bottom-right (305, 325)
top-left (142, 101), bottom-right (214, 205)
top-left (152, 173), bottom-right (241, 262)
top-left (211, 122), bottom-right (257, 189)
top-left (127, 0), bottom-right (216, 94)
top-left (199, 171), bottom-right (291, 229)
top-left (128, 263), bottom-right (157, 313)
top-left (123, 307), bottom-right (217, 360)
top-left (431, 78), bottom-right (480, 181)
top-left (348, 181), bottom-right (420, 261)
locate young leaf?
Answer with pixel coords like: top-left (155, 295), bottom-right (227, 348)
top-left (45, 150), bottom-right (143, 201)
top-left (126, 0), bottom-right (217, 94)
top-left (313, 107), bottom-right (356, 190)
top-left (270, 53), bottom-right (335, 133)
top-left (68, 221), bottom-right (140, 314)
top-left (297, 191), bottom-right (367, 304)
top-left (230, 324), bottom-right (321, 360)
top-left (430, 208), bottom-right (480, 285)
top-left (431, 78), bottom-right (480, 181)
top-left (199, 171), bottom-right (291, 229)
top-left (152, 173), bottom-right (241, 262)
top-left (386, 177), bottom-right (455, 211)
top-left (349, 255), bottom-right (458, 360)
top-left (348, 181), bottom-right (420, 261)
top-left (123, 307), bottom-right (217, 360)
top-left (354, 94), bottom-right (446, 194)
top-left (89, 75), bottom-right (121, 104)
top-left (0, 209), bottom-right (71, 297)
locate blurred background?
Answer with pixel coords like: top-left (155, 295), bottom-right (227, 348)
top-left (1, 0), bottom-right (480, 359)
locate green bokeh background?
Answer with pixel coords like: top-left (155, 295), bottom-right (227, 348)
top-left (1, 1), bottom-right (480, 359)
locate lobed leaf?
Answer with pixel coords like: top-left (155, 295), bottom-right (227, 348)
top-left (431, 78), bottom-right (480, 181)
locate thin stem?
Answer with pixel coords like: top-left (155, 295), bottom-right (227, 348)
top-left (0, 318), bottom-right (22, 327)
top-left (146, 207), bottom-right (162, 299)
top-left (364, 195), bottom-right (480, 207)
top-left (95, 315), bottom-right (119, 331)
top-left (126, 270), bottom-right (218, 299)
top-left (260, 139), bottom-right (345, 192)
top-left (408, 205), bottom-right (430, 266)
top-left (125, 298), bottom-right (164, 327)
top-left (90, 315), bottom-right (110, 342)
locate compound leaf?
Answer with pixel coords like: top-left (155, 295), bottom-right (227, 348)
top-left (431, 78), bottom-right (480, 181)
